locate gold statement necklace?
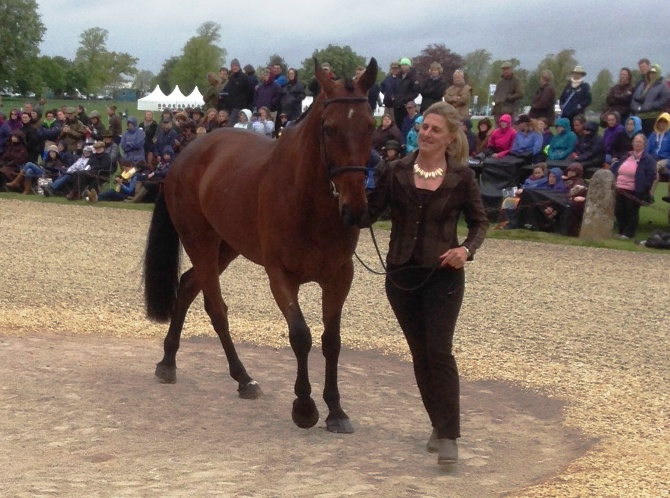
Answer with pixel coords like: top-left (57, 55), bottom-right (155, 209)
top-left (413, 163), bottom-right (444, 179)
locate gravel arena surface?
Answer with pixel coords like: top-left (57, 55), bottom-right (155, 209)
top-left (0, 198), bottom-right (669, 497)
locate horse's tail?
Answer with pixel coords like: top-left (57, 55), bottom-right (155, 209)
top-left (144, 191), bottom-right (181, 323)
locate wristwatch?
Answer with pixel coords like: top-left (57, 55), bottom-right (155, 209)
top-left (461, 245), bottom-right (471, 258)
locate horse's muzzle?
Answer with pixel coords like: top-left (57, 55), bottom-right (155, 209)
top-left (340, 203), bottom-right (366, 226)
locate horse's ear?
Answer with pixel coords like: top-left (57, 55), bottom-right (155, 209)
top-left (357, 58), bottom-right (378, 93)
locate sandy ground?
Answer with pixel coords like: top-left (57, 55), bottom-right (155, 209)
top-left (0, 198), bottom-right (669, 497)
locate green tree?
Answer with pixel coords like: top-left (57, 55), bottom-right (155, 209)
top-left (14, 57), bottom-right (43, 97)
top-left (0, 0), bottom-right (45, 90)
top-left (411, 44), bottom-right (464, 86)
top-left (299, 44), bottom-right (366, 86)
top-left (155, 56), bottom-right (180, 95)
top-left (536, 49), bottom-right (578, 90)
top-left (36, 56), bottom-right (69, 97)
top-left (591, 68), bottom-right (613, 113)
top-left (463, 49), bottom-right (492, 113)
top-left (133, 70), bottom-right (156, 94)
top-left (170, 22), bottom-right (226, 94)
top-left (74, 27), bottom-right (138, 94)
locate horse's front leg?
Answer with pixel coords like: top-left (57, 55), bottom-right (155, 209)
top-left (267, 270), bottom-right (319, 429)
top-left (320, 261), bottom-right (355, 433)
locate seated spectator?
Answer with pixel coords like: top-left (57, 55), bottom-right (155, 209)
top-left (646, 112), bottom-right (670, 196)
top-left (216, 110), bottom-right (231, 128)
top-left (76, 105), bottom-right (90, 127)
top-left (510, 167), bottom-right (569, 232)
top-left (612, 134), bottom-right (656, 239)
top-left (496, 163), bottom-right (548, 228)
top-left (474, 118), bottom-right (493, 157)
top-left (610, 116), bottom-right (641, 163)
top-left (38, 109), bottom-right (61, 155)
top-left (42, 144), bottom-right (66, 178)
top-left (0, 130), bottom-right (28, 188)
top-left (202, 108), bottom-right (219, 133)
top-left (173, 120), bottom-right (197, 153)
top-left (154, 118), bottom-right (178, 157)
top-left (88, 159), bottom-right (137, 203)
top-left (120, 117), bottom-right (146, 164)
top-left (405, 116), bottom-right (423, 154)
top-left (382, 140), bottom-right (402, 162)
top-left (486, 114), bottom-right (516, 158)
top-left (57, 139), bottom-right (77, 167)
top-left (443, 69), bottom-right (472, 119)
top-left (602, 111), bottom-right (625, 165)
top-left (508, 114), bottom-right (543, 162)
top-left (534, 117), bottom-right (553, 149)
top-left (274, 112), bottom-right (289, 138)
top-left (371, 113), bottom-right (402, 155)
top-left (0, 112), bottom-right (12, 156)
top-left (7, 109), bottom-right (23, 131)
top-left (547, 117), bottom-right (577, 161)
top-left (190, 108), bottom-right (204, 128)
top-left (570, 121), bottom-right (605, 175)
top-left (130, 146), bottom-right (175, 203)
top-left (43, 145), bottom-right (94, 198)
top-left (563, 163), bottom-right (588, 236)
top-left (20, 111), bottom-right (41, 163)
top-left (59, 107), bottom-right (86, 153)
top-left (5, 159), bottom-right (43, 195)
top-left (399, 101), bottom-right (420, 145)
top-left (234, 109), bottom-right (252, 130)
top-left (251, 107), bottom-right (274, 137)
top-left (461, 119), bottom-right (477, 157)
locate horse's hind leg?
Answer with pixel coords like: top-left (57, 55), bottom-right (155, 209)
top-left (320, 263), bottom-right (355, 433)
top-left (267, 270), bottom-right (319, 429)
top-left (155, 267), bottom-right (201, 383)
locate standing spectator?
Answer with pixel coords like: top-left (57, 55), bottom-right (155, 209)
top-left (272, 64), bottom-right (287, 88)
top-left (0, 112), bottom-right (10, 155)
top-left (87, 110), bottom-right (106, 142)
top-left (529, 69), bottom-right (557, 126)
top-left (493, 62), bottom-right (523, 121)
top-left (254, 67), bottom-right (281, 117)
top-left (120, 117), bottom-right (146, 164)
top-left (217, 67), bottom-right (229, 110)
top-left (203, 72), bottom-right (220, 111)
top-left (279, 68), bottom-right (306, 120)
top-left (419, 62), bottom-right (447, 113)
top-left (400, 101), bottom-right (420, 145)
top-left (354, 65), bottom-right (381, 115)
top-left (443, 70), bottom-right (472, 120)
top-left (308, 62), bottom-right (334, 97)
top-left (604, 68), bottom-right (634, 124)
top-left (244, 64), bottom-right (259, 89)
top-left (107, 105), bottom-right (122, 144)
top-left (222, 59), bottom-right (255, 125)
top-left (393, 58), bottom-right (420, 127)
top-left (612, 134), bottom-right (656, 239)
top-left (59, 107), bottom-right (86, 153)
top-left (631, 64), bottom-right (670, 135)
top-left (76, 105), bottom-right (90, 127)
top-left (139, 111), bottom-right (157, 160)
top-left (380, 61), bottom-right (400, 114)
top-left (559, 66), bottom-right (592, 122)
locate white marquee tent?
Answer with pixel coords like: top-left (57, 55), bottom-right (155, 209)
top-left (137, 85), bottom-right (205, 111)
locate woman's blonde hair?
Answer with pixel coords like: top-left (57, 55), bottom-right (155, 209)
top-left (423, 101), bottom-right (469, 165)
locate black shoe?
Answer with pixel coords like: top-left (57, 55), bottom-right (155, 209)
top-left (662, 196), bottom-right (670, 203)
top-left (437, 438), bottom-right (458, 465)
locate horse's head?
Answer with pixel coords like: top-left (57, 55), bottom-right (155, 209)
top-left (315, 58), bottom-right (378, 226)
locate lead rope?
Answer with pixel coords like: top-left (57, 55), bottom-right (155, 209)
top-left (354, 226), bottom-right (439, 292)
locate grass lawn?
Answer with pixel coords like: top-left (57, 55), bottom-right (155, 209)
top-left (2, 97), bottom-right (146, 123)
top-left (2, 182), bottom-right (669, 254)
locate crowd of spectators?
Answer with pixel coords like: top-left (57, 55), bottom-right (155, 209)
top-left (1, 54), bottom-right (668, 239)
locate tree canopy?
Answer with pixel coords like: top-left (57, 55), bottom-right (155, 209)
top-left (169, 22), bottom-right (226, 94)
top-left (0, 0), bottom-right (45, 91)
top-left (299, 44), bottom-right (366, 86)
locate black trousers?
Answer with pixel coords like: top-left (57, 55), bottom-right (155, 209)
top-left (385, 265), bottom-right (465, 440)
top-left (615, 189), bottom-right (642, 238)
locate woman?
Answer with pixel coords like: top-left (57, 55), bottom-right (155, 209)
top-left (216, 110), bottom-right (230, 128)
top-left (279, 68), bottom-right (306, 121)
top-left (611, 134), bottom-right (656, 239)
top-left (203, 72), bottom-right (220, 111)
top-left (474, 118), bottom-right (493, 156)
top-left (87, 110), bottom-right (106, 142)
top-left (611, 116), bottom-right (641, 163)
top-left (371, 113), bottom-right (402, 155)
top-left (364, 101), bottom-right (488, 466)
top-left (604, 68), bottom-right (634, 124)
top-left (20, 111), bottom-right (41, 163)
top-left (0, 130), bottom-right (28, 187)
top-left (487, 114), bottom-right (516, 158)
top-left (547, 118), bottom-right (577, 161)
top-left (202, 108), bottom-right (219, 133)
top-left (529, 69), bottom-right (556, 126)
top-left (7, 109), bottom-right (23, 132)
top-left (602, 112), bottom-right (625, 165)
top-left (106, 105), bottom-right (122, 144)
top-left (443, 70), bottom-right (471, 120)
top-left (120, 117), bottom-right (146, 164)
top-left (251, 107), bottom-right (274, 137)
top-left (419, 62), bottom-right (447, 113)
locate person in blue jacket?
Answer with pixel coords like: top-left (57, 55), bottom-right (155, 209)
top-left (559, 66), bottom-right (592, 122)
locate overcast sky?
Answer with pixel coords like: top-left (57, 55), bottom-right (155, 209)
top-left (38, 0), bottom-right (669, 82)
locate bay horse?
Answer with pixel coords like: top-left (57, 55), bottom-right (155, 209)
top-left (143, 58), bottom-right (378, 433)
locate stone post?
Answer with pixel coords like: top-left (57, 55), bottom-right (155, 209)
top-left (580, 169), bottom-right (616, 241)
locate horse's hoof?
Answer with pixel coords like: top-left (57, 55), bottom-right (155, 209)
top-left (292, 398), bottom-right (319, 429)
top-left (326, 416), bottom-right (354, 434)
top-left (238, 380), bottom-right (262, 399)
top-left (155, 363), bottom-right (176, 384)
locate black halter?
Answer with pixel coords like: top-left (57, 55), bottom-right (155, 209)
top-left (320, 97), bottom-right (370, 195)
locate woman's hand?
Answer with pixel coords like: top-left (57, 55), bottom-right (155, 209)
top-left (438, 247), bottom-right (468, 269)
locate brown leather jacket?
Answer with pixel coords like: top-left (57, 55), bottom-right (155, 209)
top-left (363, 152), bottom-right (488, 267)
